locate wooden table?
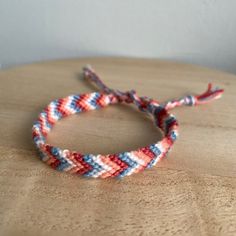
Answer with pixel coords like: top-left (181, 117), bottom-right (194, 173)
top-left (0, 58), bottom-right (235, 236)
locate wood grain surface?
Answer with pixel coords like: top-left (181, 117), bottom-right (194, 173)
top-left (0, 57), bottom-right (235, 236)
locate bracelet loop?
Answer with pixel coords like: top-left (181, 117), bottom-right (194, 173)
top-left (32, 65), bottom-right (224, 178)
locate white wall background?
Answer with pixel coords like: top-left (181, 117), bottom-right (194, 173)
top-left (0, 0), bottom-right (236, 73)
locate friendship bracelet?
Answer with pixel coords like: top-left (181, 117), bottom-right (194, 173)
top-left (32, 65), bottom-right (224, 178)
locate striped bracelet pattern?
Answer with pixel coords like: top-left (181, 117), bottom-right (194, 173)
top-left (32, 65), bottom-right (224, 178)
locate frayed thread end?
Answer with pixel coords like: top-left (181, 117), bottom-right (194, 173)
top-left (195, 83), bottom-right (224, 105)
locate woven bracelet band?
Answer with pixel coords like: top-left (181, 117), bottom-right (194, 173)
top-left (32, 65), bottom-right (224, 178)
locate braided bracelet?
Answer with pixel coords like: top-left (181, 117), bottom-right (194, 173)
top-left (32, 65), bottom-right (224, 178)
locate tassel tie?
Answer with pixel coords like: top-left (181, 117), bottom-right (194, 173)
top-left (83, 65), bottom-right (224, 111)
top-left (32, 65), bottom-right (224, 178)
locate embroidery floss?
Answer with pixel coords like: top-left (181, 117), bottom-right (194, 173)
top-left (32, 65), bottom-right (224, 178)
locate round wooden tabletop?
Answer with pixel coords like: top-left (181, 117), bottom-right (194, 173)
top-left (0, 58), bottom-right (235, 235)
